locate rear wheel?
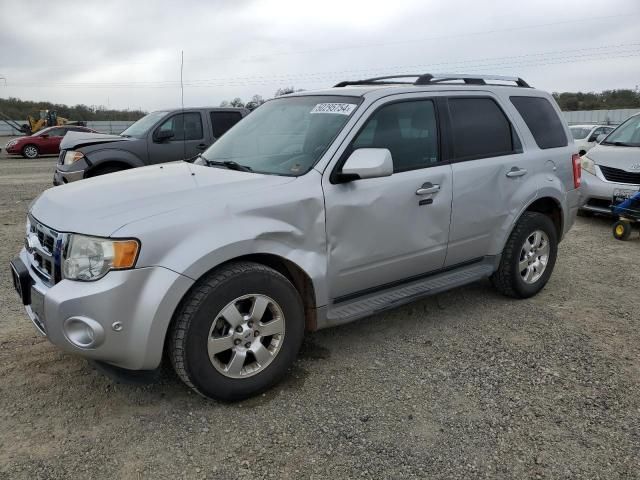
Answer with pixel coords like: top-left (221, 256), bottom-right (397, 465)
top-left (491, 212), bottom-right (558, 298)
top-left (22, 144), bottom-right (39, 159)
top-left (612, 220), bottom-right (632, 241)
top-left (169, 262), bottom-right (305, 401)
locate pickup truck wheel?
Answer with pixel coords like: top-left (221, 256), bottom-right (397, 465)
top-left (22, 144), bottom-right (39, 159)
top-left (491, 212), bottom-right (558, 299)
top-left (169, 262), bottom-right (304, 401)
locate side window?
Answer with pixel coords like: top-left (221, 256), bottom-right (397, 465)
top-left (157, 112), bottom-right (203, 141)
top-left (351, 100), bottom-right (439, 173)
top-left (510, 96), bottom-right (568, 149)
top-left (48, 128), bottom-right (65, 137)
top-left (448, 97), bottom-right (520, 161)
top-left (210, 111), bottom-right (243, 138)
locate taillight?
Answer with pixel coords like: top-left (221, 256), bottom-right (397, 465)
top-left (572, 153), bottom-right (581, 188)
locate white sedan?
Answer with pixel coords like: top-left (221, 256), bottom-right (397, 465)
top-left (570, 124), bottom-right (615, 156)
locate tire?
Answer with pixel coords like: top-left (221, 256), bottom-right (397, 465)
top-left (169, 261), bottom-right (305, 401)
top-left (22, 144), bottom-right (39, 159)
top-left (491, 212), bottom-right (558, 299)
top-left (87, 165), bottom-right (126, 177)
top-left (612, 221), bottom-right (632, 241)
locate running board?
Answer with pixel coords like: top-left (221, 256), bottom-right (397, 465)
top-left (323, 259), bottom-right (497, 328)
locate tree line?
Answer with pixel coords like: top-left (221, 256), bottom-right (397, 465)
top-left (0, 97), bottom-right (146, 121)
top-left (552, 89), bottom-right (640, 111)
top-left (219, 87), bottom-right (303, 110)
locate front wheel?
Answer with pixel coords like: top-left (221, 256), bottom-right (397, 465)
top-left (169, 262), bottom-right (305, 401)
top-left (491, 212), bottom-right (558, 298)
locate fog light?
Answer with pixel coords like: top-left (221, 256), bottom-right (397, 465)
top-left (63, 317), bottom-right (105, 348)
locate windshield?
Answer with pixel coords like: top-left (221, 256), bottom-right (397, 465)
top-left (570, 127), bottom-right (592, 140)
top-left (120, 111), bottom-right (168, 138)
top-left (34, 127), bottom-right (53, 136)
top-left (200, 95), bottom-right (361, 176)
top-left (601, 115), bottom-right (640, 147)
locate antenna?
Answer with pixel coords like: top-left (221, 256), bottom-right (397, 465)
top-left (180, 50), bottom-right (186, 161)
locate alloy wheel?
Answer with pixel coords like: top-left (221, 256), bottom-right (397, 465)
top-left (519, 230), bottom-right (550, 284)
top-left (207, 294), bottom-right (285, 379)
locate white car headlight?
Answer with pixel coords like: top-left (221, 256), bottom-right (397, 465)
top-left (580, 155), bottom-right (596, 176)
top-left (6, 140), bottom-right (17, 147)
top-left (63, 235), bottom-right (140, 281)
top-left (63, 150), bottom-right (86, 166)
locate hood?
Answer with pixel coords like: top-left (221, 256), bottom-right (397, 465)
top-left (586, 144), bottom-right (640, 171)
top-left (30, 162), bottom-right (296, 237)
top-left (60, 131), bottom-right (133, 150)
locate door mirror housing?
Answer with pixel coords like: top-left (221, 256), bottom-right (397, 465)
top-left (154, 129), bottom-right (174, 143)
top-left (40, 134), bottom-right (49, 139)
top-left (336, 148), bottom-right (393, 183)
top-left (596, 133), bottom-right (607, 143)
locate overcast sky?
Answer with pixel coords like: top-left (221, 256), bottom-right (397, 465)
top-left (1, 0), bottom-right (639, 111)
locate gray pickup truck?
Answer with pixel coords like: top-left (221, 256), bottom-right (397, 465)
top-left (12, 74), bottom-right (581, 401)
top-left (53, 107), bottom-right (248, 184)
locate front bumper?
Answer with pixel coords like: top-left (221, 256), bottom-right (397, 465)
top-left (11, 248), bottom-right (193, 370)
top-left (53, 168), bottom-right (85, 185)
top-left (581, 167), bottom-right (639, 215)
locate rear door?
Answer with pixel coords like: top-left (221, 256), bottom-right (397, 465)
top-left (323, 96), bottom-right (452, 299)
top-left (147, 111), bottom-right (206, 163)
top-left (444, 95), bottom-right (535, 266)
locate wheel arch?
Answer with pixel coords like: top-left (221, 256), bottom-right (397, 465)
top-left (86, 160), bottom-right (133, 177)
top-left (524, 196), bottom-right (563, 241)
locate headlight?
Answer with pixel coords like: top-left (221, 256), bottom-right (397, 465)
top-left (581, 155), bottom-right (596, 176)
top-left (63, 150), bottom-right (86, 166)
top-left (63, 235), bottom-right (140, 281)
top-left (6, 140), bottom-right (17, 147)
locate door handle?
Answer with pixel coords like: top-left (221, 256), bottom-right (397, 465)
top-left (416, 182), bottom-right (440, 195)
top-left (506, 167), bottom-right (527, 178)
top-left (196, 143), bottom-right (209, 150)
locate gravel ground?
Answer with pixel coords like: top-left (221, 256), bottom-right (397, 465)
top-left (0, 154), bottom-right (639, 479)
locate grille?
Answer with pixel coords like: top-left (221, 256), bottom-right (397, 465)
top-left (28, 217), bottom-right (60, 285)
top-left (599, 165), bottom-right (640, 185)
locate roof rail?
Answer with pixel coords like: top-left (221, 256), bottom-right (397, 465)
top-left (334, 73), bottom-right (531, 88)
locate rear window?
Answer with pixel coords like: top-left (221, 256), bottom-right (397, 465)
top-left (448, 97), bottom-right (521, 160)
top-left (210, 111), bottom-right (243, 138)
top-left (510, 96), bottom-right (568, 149)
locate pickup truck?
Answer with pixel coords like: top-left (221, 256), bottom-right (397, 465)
top-left (54, 107), bottom-right (248, 184)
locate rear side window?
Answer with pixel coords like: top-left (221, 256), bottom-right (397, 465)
top-left (510, 96), bottom-right (568, 149)
top-left (210, 111), bottom-right (243, 138)
top-left (448, 97), bottom-right (520, 160)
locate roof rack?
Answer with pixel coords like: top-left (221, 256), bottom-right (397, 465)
top-left (334, 73), bottom-right (531, 88)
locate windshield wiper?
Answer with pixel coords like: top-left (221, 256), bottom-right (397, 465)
top-left (205, 159), bottom-right (253, 172)
top-left (602, 141), bottom-right (635, 147)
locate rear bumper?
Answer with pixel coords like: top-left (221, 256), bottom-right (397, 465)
top-left (564, 187), bottom-right (582, 236)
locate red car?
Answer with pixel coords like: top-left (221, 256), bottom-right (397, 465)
top-left (5, 125), bottom-right (97, 159)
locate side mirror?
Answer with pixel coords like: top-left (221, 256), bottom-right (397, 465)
top-left (596, 133), bottom-right (607, 143)
top-left (154, 129), bottom-right (174, 143)
top-left (41, 134), bottom-right (49, 139)
top-left (336, 148), bottom-right (393, 182)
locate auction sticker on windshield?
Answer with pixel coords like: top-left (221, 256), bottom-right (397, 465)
top-left (310, 103), bottom-right (357, 115)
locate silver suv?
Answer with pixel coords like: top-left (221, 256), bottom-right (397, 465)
top-left (10, 74), bottom-right (581, 401)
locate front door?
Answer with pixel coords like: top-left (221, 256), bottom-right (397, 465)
top-left (323, 98), bottom-right (452, 299)
top-left (147, 111), bottom-right (206, 163)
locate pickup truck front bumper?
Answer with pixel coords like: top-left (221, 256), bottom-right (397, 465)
top-left (10, 248), bottom-right (193, 370)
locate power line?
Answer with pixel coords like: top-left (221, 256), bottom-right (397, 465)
top-left (5, 43), bottom-right (639, 89)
